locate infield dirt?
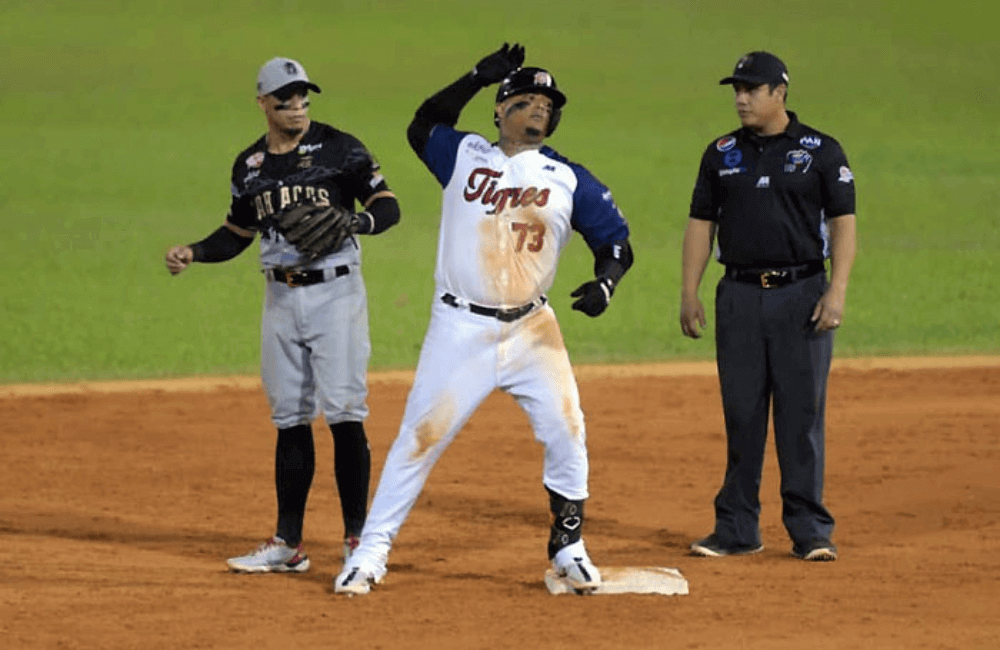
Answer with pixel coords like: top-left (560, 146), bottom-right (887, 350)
top-left (2, 359), bottom-right (998, 649)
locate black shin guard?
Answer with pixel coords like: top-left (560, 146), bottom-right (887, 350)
top-left (546, 486), bottom-right (585, 560)
top-left (274, 424), bottom-right (315, 547)
top-left (330, 421), bottom-right (371, 538)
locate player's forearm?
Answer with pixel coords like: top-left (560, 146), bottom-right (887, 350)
top-left (681, 218), bottom-right (715, 297)
top-left (407, 72), bottom-right (481, 154)
top-left (357, 195), bottom-right (400, 235)
top-left (592, 239), bottom-right (634, 286)
top-left (189, 224), bottom-right (254, 263)
top-left (826, 214), bottom-right (856, 293)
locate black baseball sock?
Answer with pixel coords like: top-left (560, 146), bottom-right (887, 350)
top-left (274, 424), bottom-right (315, 548)
top-left (330, 421), bottom-right (371, 538)
top-left (546, 486), bottom-right (585, 560)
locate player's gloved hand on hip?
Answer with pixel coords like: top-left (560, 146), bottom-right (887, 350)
top-left (472, 43), bottom-right (525, 86)
top-left (571, 277), bottom-right (615, 317)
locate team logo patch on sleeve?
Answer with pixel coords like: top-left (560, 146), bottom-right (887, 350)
top-left (838, 166), bottom-right (854, 183)
top-left (716, 136), bottom-right (737, 152)
top-left (246, 152), bottom-right (264, 168)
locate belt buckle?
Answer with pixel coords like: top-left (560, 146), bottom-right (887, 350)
top-left (496, 301), bottom-right (536, 322)
top-left (495, 307), bottom-right (519, 323)
top-left (285, 271), bottom-right (304, 287)
top-left (760, 270), bottom-right (786, 288)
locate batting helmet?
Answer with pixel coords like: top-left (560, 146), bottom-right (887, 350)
top-left (494, 67), bottom-right (567, 136)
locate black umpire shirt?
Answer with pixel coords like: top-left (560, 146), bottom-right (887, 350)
top-left (689, 111), bottom-right (855, 268)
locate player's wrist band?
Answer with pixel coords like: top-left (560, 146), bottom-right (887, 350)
top-left (354, 212), bottom-right (375, 235)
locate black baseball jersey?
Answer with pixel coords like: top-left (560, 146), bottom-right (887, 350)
top-left (228, 120), bottom-right (390, 268)
top-left (689, 111), bottom-right (855, 267)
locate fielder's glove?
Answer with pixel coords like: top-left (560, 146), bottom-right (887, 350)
top-left (275, 203), bottom-right (359, 261)
top-left (571, 277), bottom-right (616, 317)
top-left (472, 42), bottom-right (526, 86)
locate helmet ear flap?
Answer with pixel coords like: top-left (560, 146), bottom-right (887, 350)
top-left (546, 107), bottom-right (561, 136)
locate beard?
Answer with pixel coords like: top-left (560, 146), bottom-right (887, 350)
top-left (281, 126), bottom-right (304, 137)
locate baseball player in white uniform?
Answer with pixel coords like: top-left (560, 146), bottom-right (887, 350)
top-left (335, 44), bottom-right (634, 595)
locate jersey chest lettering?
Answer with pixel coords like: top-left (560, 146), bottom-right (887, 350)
top-left (253, 185), bottom-right (331, 220)
top-left (463, 167), bottom-right (550, 213)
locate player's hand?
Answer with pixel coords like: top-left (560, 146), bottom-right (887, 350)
top-left (680, 292), bottom-right (706, 339)
top-left (571, 277), bottom-right (614, 317)
top-left (472, 43), bottom-right (526, 86)
top-left (165, 245), bottom-right (194, 275)
top-left (810, 285), bottom-right (846, 332)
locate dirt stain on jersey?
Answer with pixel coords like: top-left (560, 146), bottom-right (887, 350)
top-left (411, 394), bottom-right (457, 461)
top-left (478, 208), bottom-right (551, 306)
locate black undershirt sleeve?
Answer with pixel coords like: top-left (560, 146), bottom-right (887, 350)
top-left (407, 72), bottom-right (482, 156)
top-left (189, 225), bottom-right (254, 263)
top-left (356, 195), bottom-right (400, 235)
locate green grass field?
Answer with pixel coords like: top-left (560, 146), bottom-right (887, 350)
top-left (1, 0), bottom-right (997, 383)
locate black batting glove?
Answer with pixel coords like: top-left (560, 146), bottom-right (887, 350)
top-left (472, 43), bottom-right (525, 86)
top-left (571, 277), bottom-right (615, 317)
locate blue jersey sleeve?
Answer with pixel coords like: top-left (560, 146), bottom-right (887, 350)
top-left (420, 124), bottom-right (468, 187)
top-left (568, 163), bottom-right (630, 250)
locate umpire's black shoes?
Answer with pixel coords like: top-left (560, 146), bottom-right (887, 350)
top-left (792, 539), bottom-right (838, 562)
top-left (689, 534), bottom-right (764, 557)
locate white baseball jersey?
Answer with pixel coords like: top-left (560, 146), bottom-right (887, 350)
top-left (422, 125), bottom-right (630, 308)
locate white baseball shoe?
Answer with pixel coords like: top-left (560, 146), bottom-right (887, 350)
top-left (226, 536), bottom-right (311, 573)
top-left (334, 562), bottom-right (386, 595)
top-left (552, 540), bottom-right (602, 592)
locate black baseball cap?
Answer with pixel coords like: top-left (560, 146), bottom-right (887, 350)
top-left (719, 51), bottom-right (789, 86)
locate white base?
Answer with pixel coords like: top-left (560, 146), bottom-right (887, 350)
top-left (544, 566), bottom-right (689, 596)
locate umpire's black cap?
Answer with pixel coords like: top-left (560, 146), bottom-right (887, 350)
top-left (719, 51), bottom-right (789, 86)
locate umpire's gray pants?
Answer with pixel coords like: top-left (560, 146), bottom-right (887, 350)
top-left (712, 272), bottom-right (835, 548)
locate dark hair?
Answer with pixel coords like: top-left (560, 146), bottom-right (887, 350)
top-left (767, 81), bottom-right (788, 103)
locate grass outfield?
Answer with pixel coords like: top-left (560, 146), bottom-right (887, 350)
top-left (1, 0), bottom-right (997, 382)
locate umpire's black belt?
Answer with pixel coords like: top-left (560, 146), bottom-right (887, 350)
top-left (725, 261), bottom-right (825, 288)
top-left (265, 265), bottom-right (349, 287)
top-left (441, 293), bottom-right (546, 323)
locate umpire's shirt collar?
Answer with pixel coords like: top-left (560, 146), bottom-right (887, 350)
top-left (740, 110), bottom-right (804, 144)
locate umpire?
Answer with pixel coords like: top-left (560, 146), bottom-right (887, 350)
top-left (680, 51), bottom-right (857, 561)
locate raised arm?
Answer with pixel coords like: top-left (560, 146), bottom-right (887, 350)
top-left (406, 43), bottom-right (525, 156)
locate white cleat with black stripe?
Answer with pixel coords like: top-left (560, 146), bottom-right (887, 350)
top-left (552, 540), bottom-right (602, 593)
top-left (334, 562), bottom-right (386, 596)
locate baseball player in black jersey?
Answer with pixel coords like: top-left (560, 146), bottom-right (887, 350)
top-left (164, 57), bottom-right (401, 573)
top-left (680, 52), bottom-right (856, 562)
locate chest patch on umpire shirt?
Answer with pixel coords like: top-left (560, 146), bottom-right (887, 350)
top-left (799, 135), bottom-right (822, 149)
top-left (756, 176), bottom-right (770, 188)
top-left (716, 136), bottom-right (737, 152)
top-left (784, 149), bottom-right (813, 173)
